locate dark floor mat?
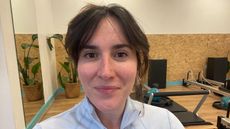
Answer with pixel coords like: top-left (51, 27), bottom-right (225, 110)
top-left (144, 97), bottom-right (212, 126)
top-left (173, 111), bottom-right (212, 126)
top-left (144, 97), bottom-right (187, 112)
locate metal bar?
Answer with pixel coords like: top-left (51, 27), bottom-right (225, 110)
top-left (187, 80), bottom-right (230, 96)
top-left (193, 94), bottom-right (209, 114)
top-left (205, 78), bottom-right (224, 86)
top-left (148, 93), bottom-right (154, 104)
top-left (152, 90), bottom-right (209, 97)
top-left (143, 84), bottom-right (151, 91)
top-left (227, 102), bottom-right (230, 118)
top-left (147, 88), bottom-right (209, 115)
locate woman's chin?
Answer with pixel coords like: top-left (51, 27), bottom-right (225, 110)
top-left (92, 98), bottom-right (123, 112)
top-left (97, 101), bottom-right (118, 111)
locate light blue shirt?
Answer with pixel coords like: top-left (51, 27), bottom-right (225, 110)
top-left (33, 97), bottom-right (184, 129)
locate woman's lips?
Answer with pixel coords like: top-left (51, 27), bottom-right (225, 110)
top-left (95, 86), bottom-right (120, 94)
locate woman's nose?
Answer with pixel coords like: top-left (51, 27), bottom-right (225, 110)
top-left (97, 55), bottom-right (115, 79)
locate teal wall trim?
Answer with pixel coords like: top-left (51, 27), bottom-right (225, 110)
top-left (26, 87), bottom-right (64, 129)
top-left (166, 80), bottom-right (183, 87)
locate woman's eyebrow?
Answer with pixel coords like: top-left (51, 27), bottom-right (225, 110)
top-left (82, 44), bottom-right (132, 50)
top-left (82, 44), bottom-right (98, 49)
top-left (112, 44), bottom-right (132, 50)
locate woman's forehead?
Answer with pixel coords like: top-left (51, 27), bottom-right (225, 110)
top-left (86, 17), bottom-right (128, 43)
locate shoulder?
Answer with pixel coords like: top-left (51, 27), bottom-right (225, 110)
top-left (131, 99), bottom-right (170, 115)
top-left (131, 99), bottom-right (184, 129)
top-left (33, 101), bottom-right (83, 129)
top-left (33, 97), bottom-right (102, 129)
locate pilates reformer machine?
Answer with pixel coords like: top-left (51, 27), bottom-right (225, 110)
top-left (144, 84), bottom-right (212, 126)
top-left (182, 70), bottom-right (230, 97)
top-left (144, 69), bottom-right (230, 126)
top-left (217, 102), bottom-right (230, 129)
top-left (182, 70), bottom-right (230, 128)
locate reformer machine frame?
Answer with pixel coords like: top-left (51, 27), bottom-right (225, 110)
top-left (144, 85), bottom-right (211, 126)
top-left (146, 88), bottom-right (209, 115)
top-left (183, 71), bottom-right (230, 97)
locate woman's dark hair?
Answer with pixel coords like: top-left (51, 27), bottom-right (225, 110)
top-left (65, 4), bottom-right (149, 79)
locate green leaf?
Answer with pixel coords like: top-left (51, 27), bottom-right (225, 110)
top-left (51, 34), bottom-right (63, 41)
top-left (59, 62), bottom-right (70, 73)
top-left (21, 68), bottom-right (27, 77)
top-left (58, 72), bottom-right (65, 88)
top-left (47, 38), bottom-right (53, 51)
top-left (72, 69), bottom-right (78, 83)
top-left (21, 68), bottom-right (29, 85)
top-left (32, 62), bottom-right (41, 75)
top-left (18, 34), bottom-right (41, 86)
top-left (32, 34), bottom-right (38, 41)
top-left (26, 78), bottom-right (35, 85)
top-left (24, 57), bottom-right (38, 68)
top-left (21, 43), bottom-right (30, 49)
top-left (21, 43), bottom-right (39, 49)
top-left (31, 44), bottom-right (39, 48)
top-left (61, 76), bottom-right (69, 84)
top-left (24, 57), bottom-right (30, 68)
top-left (46, 34), bottom-right (63, 51)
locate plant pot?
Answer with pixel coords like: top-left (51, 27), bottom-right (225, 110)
top-left (23, 83), bottom-right (43, 101)
top-left (65, 82), bottom-right (80, 98)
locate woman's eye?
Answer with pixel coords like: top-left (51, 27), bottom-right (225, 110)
top-left (84, 53), bottom-right (98, 59)
top-left (114, 51), bottom-right (128, 61)
top-left (116, 52), bottom-right (127, 57)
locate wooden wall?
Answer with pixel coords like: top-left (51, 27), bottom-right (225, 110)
top-left (15, 34), bottom-right (42, 84)
top-left (147, 34), bottom-right (230, 81)
top-left (15, 34), bottom-right (230, 85)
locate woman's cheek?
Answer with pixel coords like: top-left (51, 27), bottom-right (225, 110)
top-left (77, 63), bottom-right (94, 85)
top-left (117, 63), bottom-right (137, 81)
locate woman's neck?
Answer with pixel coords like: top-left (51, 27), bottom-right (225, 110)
top-left (95, 102), bottom-right (127, 129)
top-left (97, 111), bottom-right (122, 129)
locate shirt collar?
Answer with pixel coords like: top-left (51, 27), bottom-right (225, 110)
top-left (81, 97), bottom-right (105, 128)
top-left (81, 96), bottom-right (143, 128)
top-left (120, 97), bottom-right (143, 128)
top-left (81, 97), bottom-right (101, 121)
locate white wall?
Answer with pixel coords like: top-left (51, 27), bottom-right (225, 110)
top-left (12, 0), bottom-right (230, 34)
top-left (0, 0), bottom-right (26, 129)
top-left (0, 22), bottom-right (17, 129)
top-left (11, 0), bottom-right (37, 33)
top-left (51, 0), bottom-right (230, 34)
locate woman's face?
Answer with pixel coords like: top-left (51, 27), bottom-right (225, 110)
top-left (77, 17), bottom-right (137, 113)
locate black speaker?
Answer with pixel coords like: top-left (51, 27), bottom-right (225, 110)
top-left (206, 57), bottom-right (228, 83)
top-left (148, 59), bottom-right (167, 89)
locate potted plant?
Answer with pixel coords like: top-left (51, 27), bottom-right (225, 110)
top-left (47, 34), bottom-right (80, 98)
top-left (17, 34), bottom-right (43, 101)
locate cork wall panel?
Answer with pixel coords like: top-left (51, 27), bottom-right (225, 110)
top-left (147, 34), bottom-right (230, 82)
top-left (16, 34), bottom-right (229, 85)
top-left (15, 34), bottom-right (42, 84)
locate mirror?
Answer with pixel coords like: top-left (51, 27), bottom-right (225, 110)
top-left (10, 0), bottom-right (44, 126)
top-left (7, 1), bottom-right (230, 127)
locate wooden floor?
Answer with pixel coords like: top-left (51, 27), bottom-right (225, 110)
top-left (23, 96), bottom-right (44, 125)
top-left (32, 85), bottom-right (226, 129)
top-left (40, 93), bottom-right (85, 121)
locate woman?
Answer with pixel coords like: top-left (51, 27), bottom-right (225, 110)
top-left (33, 4), bottom-right (184, 129)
